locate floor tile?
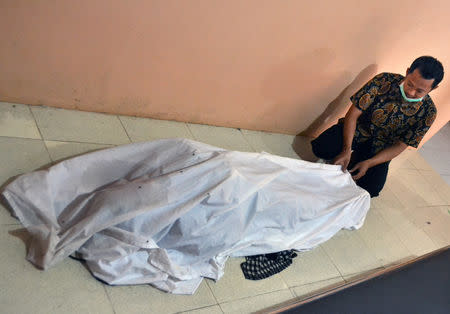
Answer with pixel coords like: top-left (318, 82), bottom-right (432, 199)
top-left (407, 151), bottom-right (436, 171)
top-left (420, 124), bottom-right (450, 152)
top-left (370, 185), bottom-right (404, 210)
top-left (419, 123), bottom-right (450, 177)
top-left (386, 169), bottom-right (446, 207)
top-left (279, 246), bottom-right (341, 287)
top-left (418, 149), bottom-right (450, 175)
top-left (45, 140), bottom-right (113, 162)
top-left (0, 137), bottom-right (51, 186)
top-left (206, 257), bottom-right (288, 303)
top-left (290, 277), bottom-right (344, 299)
top-left (442, 175), bottom-right (450, 186)
top-left (241, 130), bottom-right (298, 159)
top-left (105, 281), bottom-right (217, 314)
top-left (374, 206), bottom-right (410, 225)
top-left (342, 268), bottom-right (385, 282)
top-left (119, 116), bottom-right (194, 142)
top-left (384, 177), bottom-right (428, 208)
top-left (187, 124), bottom-right (254, 152)
top-left (377, 207), bottom-right (438, 256)
top-left (356, 210), bottom-right (412, 266)
top-left (219, 289), bottom-right (294, 314)
top-left (291, 135), bottom-right (317, 162)
top-left (1, 107), bottom-right (447, 314)
top-left (0, 137), bottom-right (51, 224)
top-left (320, 230), bottom-right (383, 277)
top-left (0, 102), bottom-right (41, 139)
top-left (435, 122), bottom-right (450, 138)
top-left (31, 106), bottom-right (130, 145)
top-left (419, 170), bottom-right (450, 205)
top-left (394, 221), bottom-right (439, 256)
top-left (0, 226), bottom-right (114, 314)
top-left (389, 148), bottom-right (417, 173)
top-left (436, 205), bottom-right (450, 216)
top-left (0, 201), bottom-right (19, 225)
top-left (181, 305), bottom-right (223, 314)
top-left (389, 158), bottom-right (416, 174)
top-left (406, 206), bottom-right (450, 248)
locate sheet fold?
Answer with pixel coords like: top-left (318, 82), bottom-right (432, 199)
top-left (3, 139), bottom-right (370, 294)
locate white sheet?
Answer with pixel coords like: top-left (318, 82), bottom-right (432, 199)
top-left (2, 138), bottom-right (370, 294)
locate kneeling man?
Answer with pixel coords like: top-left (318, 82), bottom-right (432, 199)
top-left (311, 56), bottom-right (444, 197)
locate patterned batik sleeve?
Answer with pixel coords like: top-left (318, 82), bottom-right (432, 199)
top-left (399, 104), bottom-right (437, 148)
top-left (350, 73), bottom-right (387, 111)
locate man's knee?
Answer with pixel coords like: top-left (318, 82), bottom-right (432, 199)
top-left (364, 185), bottom-right (383, 198)
top-left (356, 177), bottom-right (385, 197)
top-left (356, 163), bottom-right (389, 198)
top-left (310, 124), bottom-right (344, 160)
top-left (311, 138), bottom-right (329, 159)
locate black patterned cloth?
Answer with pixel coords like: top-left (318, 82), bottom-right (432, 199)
top-left (347, 72), bottom-right (436, 154)
top-left (240, 250), bottom-right (297, 280)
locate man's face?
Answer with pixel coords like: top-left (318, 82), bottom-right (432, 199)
top-left (403, 68), bottom-right (435, 99)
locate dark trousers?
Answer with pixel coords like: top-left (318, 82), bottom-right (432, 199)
top-left (311, 123), bottom-right (389, 198)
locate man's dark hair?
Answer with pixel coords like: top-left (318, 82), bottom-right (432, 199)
top-left (409, 56), bottom-right (444, 88)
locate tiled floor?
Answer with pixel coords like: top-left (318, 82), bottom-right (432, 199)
top-left (419, 122), bottom-right (450, 185)
top-left (0, 102), bottom-right (449, 314)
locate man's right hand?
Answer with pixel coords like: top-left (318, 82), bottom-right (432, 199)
top-left (334, 104), bottom-right (361, 172)
top-left (333, 150), bottom-right (352, 171)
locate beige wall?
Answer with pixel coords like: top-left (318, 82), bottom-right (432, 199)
top-left (1, 0), bottom-right (449, 142)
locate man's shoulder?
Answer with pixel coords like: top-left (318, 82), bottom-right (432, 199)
top-left (423, 95), bottom-right (437, 113)
top-left (372, 72), bottom-right (404, 82)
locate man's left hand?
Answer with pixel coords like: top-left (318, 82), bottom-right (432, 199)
top-left (349, 160), bottom-right (372, 180)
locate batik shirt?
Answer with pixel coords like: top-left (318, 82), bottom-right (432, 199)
top-left (349, 72), bottom-right (436, 154)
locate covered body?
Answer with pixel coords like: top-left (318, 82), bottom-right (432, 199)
top-left (3, 139), bottom-right (370, 294)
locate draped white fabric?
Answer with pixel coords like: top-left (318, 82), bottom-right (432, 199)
top-left (3, 139), bottom-right (370, 294)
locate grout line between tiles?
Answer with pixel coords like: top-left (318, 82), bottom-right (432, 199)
top-left (217, 303), bottom-right (226, 314)
top-left (277, 272), bottom-right (291, 292)
top-left (238, 129), bottom-right (258, 153)
top-left (184, 123), bottom-right (197, 140)
top-left (410, 204), bottom-right (450, 208)
top-left (29, 106), bottom-right (53, 161)
top-left (117, 116), bottom-right (133, 143)
top-left (204, 279), bottom-right (221, 308)
top-left (42, 139), bottom-right (115, 147)
top-left (0, 135), bottom-right (45, 142)
top-left (318, 245), bottom-right (345, 280)
top-left (26, 105), bottom-right (44, 141)
top-left (10, 135), bottom-right (120, 147)
top-left (185, 123), bottom-right (199, 141)
top-left (289, 276), bottom-right (344, 290)
top-left (418, 168), bottom-right (450, 176)
top-left (178, 304), bottom-right (224, 314)
top-left (391, 226), bottom-right (434, 258)
top-left (374, 209), bottom-right (417, 253)
top-left (103, 286), bottom-right (117, 314)
top-left (217, 287), bottom-right (294, 306)
top-left (342, 265), bottom-right (388, 282)
top-left (423, 231), bottom-right (448, 249)
top-left (357, 211), bottom-right (417, 263)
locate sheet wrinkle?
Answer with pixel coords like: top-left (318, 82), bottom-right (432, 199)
top-left (2, 138), bottom-right (370, 294)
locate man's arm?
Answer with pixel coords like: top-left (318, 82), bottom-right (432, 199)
top-left (350, 141), bottom-right (408, 180)
top-left (333, 104), bottom-right (362, 170)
